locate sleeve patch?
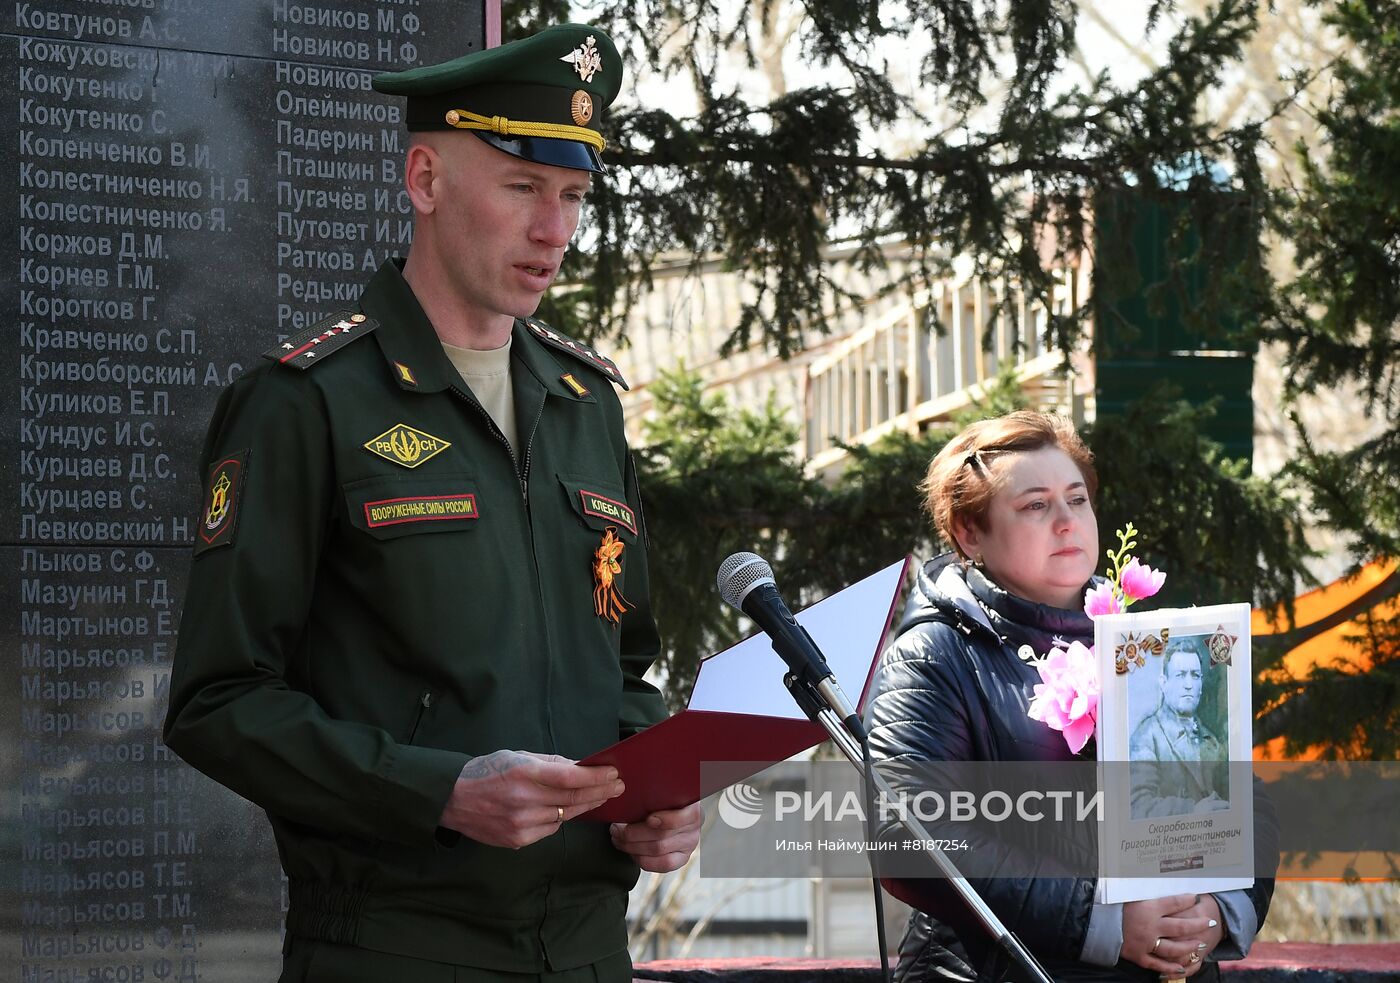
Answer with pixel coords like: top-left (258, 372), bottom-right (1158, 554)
top-left (195, 450), bottom-right (248, 556)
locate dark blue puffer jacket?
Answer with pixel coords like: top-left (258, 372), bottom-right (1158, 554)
top-left (863, 554), bottom-right (1275, 983)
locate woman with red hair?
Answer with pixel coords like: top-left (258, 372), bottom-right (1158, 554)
top-left (864, 411), bottom-right (1274, 982)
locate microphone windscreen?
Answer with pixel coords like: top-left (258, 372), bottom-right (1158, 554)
top-left (716, 552), bottom-right (776, 610)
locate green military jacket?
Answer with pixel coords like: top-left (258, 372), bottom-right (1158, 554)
top-left (164, 258), bottom-right (668, 971)
top-left (1128, 705), bottom-right (1230, 818)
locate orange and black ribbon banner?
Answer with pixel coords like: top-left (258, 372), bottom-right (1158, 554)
top-left (592, 526), bottom-right (631, 624)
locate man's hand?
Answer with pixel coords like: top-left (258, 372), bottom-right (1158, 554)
top-left (439, 750), bottom-right (624, 849)
top-left (1121, 893), bottom-right (1217, 977)
top-left (609, 803), bottom-right (704, 872)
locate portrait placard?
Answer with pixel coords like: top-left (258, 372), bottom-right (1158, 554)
top-left (1093, 602), bottom-right (1254, 903)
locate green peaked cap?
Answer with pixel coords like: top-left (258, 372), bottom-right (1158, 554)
top-left (372, 24), bottom-right (622, 172)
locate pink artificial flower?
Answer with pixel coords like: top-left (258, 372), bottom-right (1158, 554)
top-left (1119, 557), bottom-right (1166, 602)
top-left (1026, 640), bottom-right (1100, 754)
top-left (1083, 581), bottom-right (1122, 617)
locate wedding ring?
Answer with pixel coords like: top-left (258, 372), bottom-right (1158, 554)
top-left (557, 806), bottom-right (565, 824)
top-left (1189, 953), bottom-right (1201, 964)
top-left (1151, 938), bottom-right (1164, 955)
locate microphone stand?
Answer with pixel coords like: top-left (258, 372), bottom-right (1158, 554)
top-left (782, 672), bottom-right (1056, 983)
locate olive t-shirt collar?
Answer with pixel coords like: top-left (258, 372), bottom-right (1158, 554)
top-left (361, 257), bottom-right (586, 401)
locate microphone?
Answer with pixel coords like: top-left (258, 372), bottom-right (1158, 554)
top-left (716, 552), bottom-right (867, 741)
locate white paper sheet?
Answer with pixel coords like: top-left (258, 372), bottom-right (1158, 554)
top-left (1094, 602), bottom-right (1255, 904)
top-left (687, 558), bottom-right (907, 718)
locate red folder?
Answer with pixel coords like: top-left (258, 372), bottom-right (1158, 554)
top-left (580, 558), bottom-right (910, 822)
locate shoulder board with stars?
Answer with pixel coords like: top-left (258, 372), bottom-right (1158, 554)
top-left (262, 311), bottom-right (378, 370)
top-left (523, 318), bottom-right (629, 391)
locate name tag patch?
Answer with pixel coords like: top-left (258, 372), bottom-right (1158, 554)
top-left (364, 494), bottom-right (478, 528)
top-left (579, 489), bottom-right (636, 536)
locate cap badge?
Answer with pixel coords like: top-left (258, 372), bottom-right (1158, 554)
top-left (570, 90), bottom-right (594, 126)
top-left (592, 526), bottom-right (632, 625)
top-left (561, 35), bottom-right (603, 83)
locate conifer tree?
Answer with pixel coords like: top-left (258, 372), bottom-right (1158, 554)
top-left (503, 2), bottom-right (1393, 758)
top-left (1256, 0), bottom-right (1400, 757)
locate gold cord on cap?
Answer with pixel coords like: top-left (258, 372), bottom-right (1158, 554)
top-left (444, 107), bottom-right (605, 151)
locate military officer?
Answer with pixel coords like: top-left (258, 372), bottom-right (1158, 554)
top-left (1130, 639), bottom-right (1230, 819)
top-left (163, 24), bottom-right (703, 983)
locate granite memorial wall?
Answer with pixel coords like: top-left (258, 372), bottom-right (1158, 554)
top-left (4, 2), bottom-right (483, 978)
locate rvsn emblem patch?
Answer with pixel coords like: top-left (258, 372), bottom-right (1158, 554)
top-left (364, 424), bottom-right (451, 469)
top-left (195, 450), bottom-right (248, 556)
top-left (365, 494), bottom-right (478, 528)
top-left (579, 489), bottom-right (636, 536)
